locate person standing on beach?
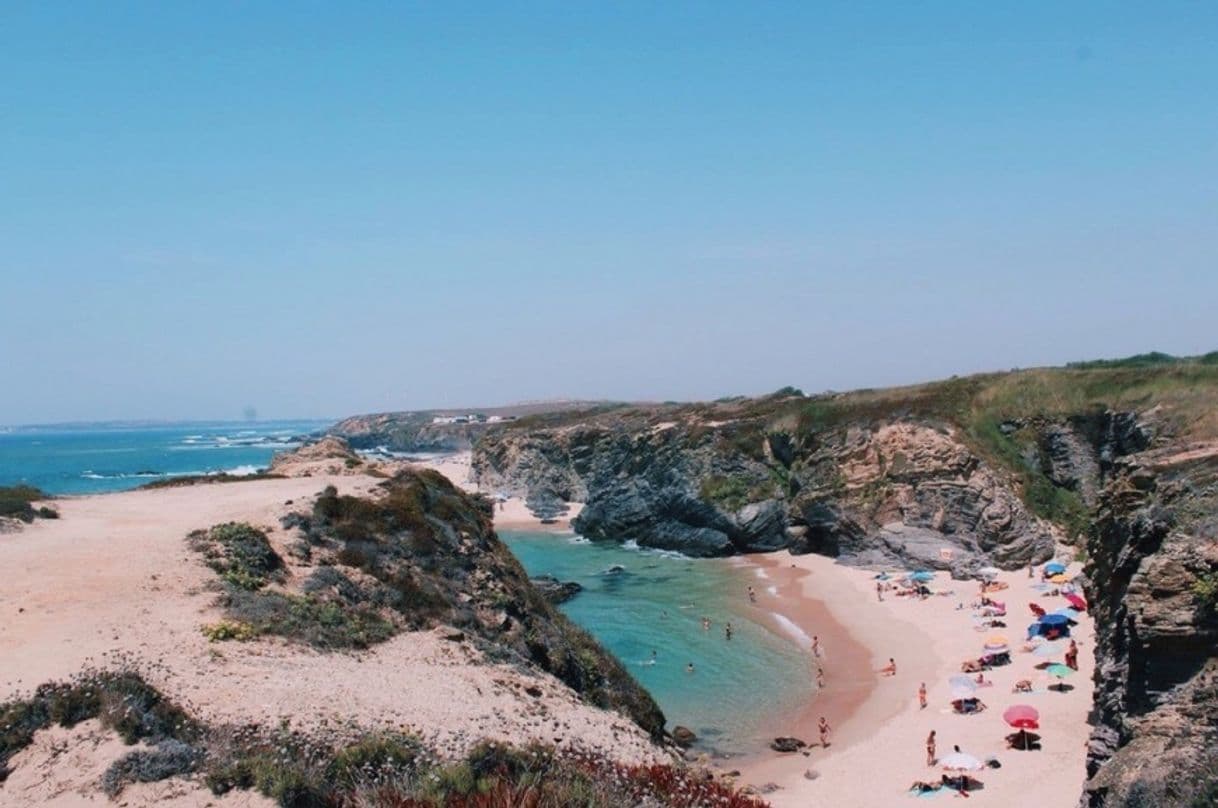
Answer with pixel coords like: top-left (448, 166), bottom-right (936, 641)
top-left (748, 585), bottom-right (757, 603)
top-left (876, 581), bottom-right (884, 601)
top-left (812, 635), bottom-right (821, 658)
top-left (1066, 639), bottom-right (1079, 670)
top-left (881, 657), bottom-right (897, 676)
top-left (918, 682), bottom-right (928, 709)
top-left (926, 731), bottom-right (936, 766)
top-left (816, 666), bottom-right (825, 688)
top-left (818, 716), bottom-right (831, 748)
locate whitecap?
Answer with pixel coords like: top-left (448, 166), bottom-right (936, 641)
top-left (767, 585), bottom-right (778, 596)
top-left (754, 568), bottom-right (770, 580)
top-left (622, 539), bottom-right (641, 551)
top-left (770, 613), bottom-right (813, 650)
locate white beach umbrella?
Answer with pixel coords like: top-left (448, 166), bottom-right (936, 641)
top-left (948, 674), bottom-right (977, 699)
top-left (977, 566), bottom-right (1001, 579)
top-left (1033, 640), bottom-right (1066, 658)
top-left (940, 751), bottom-right (984, 772)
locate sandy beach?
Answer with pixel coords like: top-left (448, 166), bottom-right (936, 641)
top-left (735, 552), bottom-right (1094, 807)
top-left (415, 450), bottom-right (1096, 807)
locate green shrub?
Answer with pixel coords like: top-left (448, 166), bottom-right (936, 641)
top-left (0, 485), bottom-right (50, 522)
top-left (190, 523), bottom-right (284, 590)
top-left (1192, 572), bottom-right (1218, 614)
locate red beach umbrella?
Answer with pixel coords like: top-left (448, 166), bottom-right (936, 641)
top-left (1064, 592), bottom-right (1087, 611)
top-left (1029, 602), bottom-right (1046, 618)
top-left (1003, 704), bottom-right (1040, 730)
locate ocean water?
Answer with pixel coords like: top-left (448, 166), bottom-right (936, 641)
top-left (502, 531), bottom-right (811, 756)
top-left (0, 421), bottom-right (331, 495)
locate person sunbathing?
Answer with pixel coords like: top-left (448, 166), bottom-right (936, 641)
top-left (909, 780), bottom-right (939, 794)
top-left (960, 659), bottom-right (985, 673)
top-left (1013, 679), bottom-right (1033, 693)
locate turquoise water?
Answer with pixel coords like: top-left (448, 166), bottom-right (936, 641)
top-left (0, 421), bottom-right (331, 495)
top-left (503, 531), bottom-right (811, 756)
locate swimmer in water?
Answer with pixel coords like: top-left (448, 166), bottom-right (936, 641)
top-left (686, 662), bottom-right (695, 674)
top-left (748, 585), bottom-right (757, 603)
top-left (725, 622), bottom-right (734, 640)
top-left (701, 616), bottom-right (711, 631)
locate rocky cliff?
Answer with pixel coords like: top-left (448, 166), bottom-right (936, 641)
top-left (1082, 440), bottom-right (1218, 806)
top-left (473, 388), bottom-right (1068, 572)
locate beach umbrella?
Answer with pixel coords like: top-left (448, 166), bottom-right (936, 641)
top-left (1046, 663), bottom-right (1074, 679)
top-left (977, 566), bottom-right (1001, 579)
top-left (940, 751), bottom-right (984, 772)
top-left (1039, 613), bottom-right (1071, 628)
top-left (984, 643), bottom-right (1010, 655)
top-left (949, 674), bottom-right (978, 699)
top-left (1003, 704), bottom-right (1040, 730)
top-left (1033, 640), bottom-right (1065, 658)
top-left (1064, 592), bottom-right (1088, 611)
top-left (1052, 607), bottom-right (1082, 621)
top-left (984, 633), bottom-right (1009, 647)
top-left (1049, 574), bottom-right (1070, 584)
top-left (1044, 562), bottom-right (1067, 575)
top-left (908, 571), bottom-right (935, 583)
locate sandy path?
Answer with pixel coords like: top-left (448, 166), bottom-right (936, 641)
top-left (736, 553), bottom-right (1094, 807)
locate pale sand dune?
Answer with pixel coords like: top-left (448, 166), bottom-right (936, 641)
top-left (736, 552), bottom-right (1094, 807)
top-left (0, 474), bottom-right (659, 806)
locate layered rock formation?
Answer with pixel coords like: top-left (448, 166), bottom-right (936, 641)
top-left (473, 407), bottom-right (1060, 571)
top-left (1082, 440), bottom-right (1218, 806)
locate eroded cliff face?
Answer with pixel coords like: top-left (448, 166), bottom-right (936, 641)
top-left (473, 410), bottom-right (1070, 571)
top-left (1082, 442), bottom-right (1218, 806)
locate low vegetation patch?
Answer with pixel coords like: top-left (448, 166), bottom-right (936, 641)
top-left (189, 522), bottom-right (285, 590)
top-left (141, 472), bottom-right (284, 490)
top-left (698, 474), bottom-right (775, 512)
top-left (2, 671), bottom-right (761, 807)
top-left (0, 485), bottom-right (57, 522)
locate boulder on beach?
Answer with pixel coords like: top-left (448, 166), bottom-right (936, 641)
top-left (770, 736), bottom-right (807, 753)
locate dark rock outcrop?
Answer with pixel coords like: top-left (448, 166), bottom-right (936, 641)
top-left (531, 575), bottom-right (583, 604)
top-left (1082, 443), bottom-right (1218, 806)
top-left (769, 737), bottom-right (807, 753)
top-left (475, 417), bottom-right (1058, 568)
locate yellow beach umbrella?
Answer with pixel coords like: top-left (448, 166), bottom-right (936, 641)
top-left (1049, 574), bottom-right (1069, 584)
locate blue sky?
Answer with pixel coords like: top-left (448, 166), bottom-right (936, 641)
top-left (2, 2), bottom-right (1216, 424)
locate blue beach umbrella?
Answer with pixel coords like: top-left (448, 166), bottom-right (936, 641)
top-left (1044, 562), bottom-right (1067, 575)
top-left (909, 571), bottom-right (935, 583)
top-left (1039, 613), bottom-right (1071, 628)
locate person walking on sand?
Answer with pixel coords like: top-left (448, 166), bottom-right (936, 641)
top-left (816, 666), bottom-right (825, 688)
top-left (748, 585), bottom-right (757, 603)
top-left (881, 657), bottom-right (897, 676)
top-left (918, 682), bottom-right (928, 709)
top-left (812, 635), bottom-right (821, 658)
top-left (818, 716), bottom-right (831, 748)
top-left (926, 730), bottom-right (936, 766)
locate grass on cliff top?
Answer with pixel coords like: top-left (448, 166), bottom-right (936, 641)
top-left (1, 670), bottom-right (762, 807)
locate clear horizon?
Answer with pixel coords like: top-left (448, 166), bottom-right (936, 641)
top-left (4, 3), bottom-right (1216, 424)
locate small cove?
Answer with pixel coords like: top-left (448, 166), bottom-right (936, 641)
top-left (501, 530), bottom-right (812, 757)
